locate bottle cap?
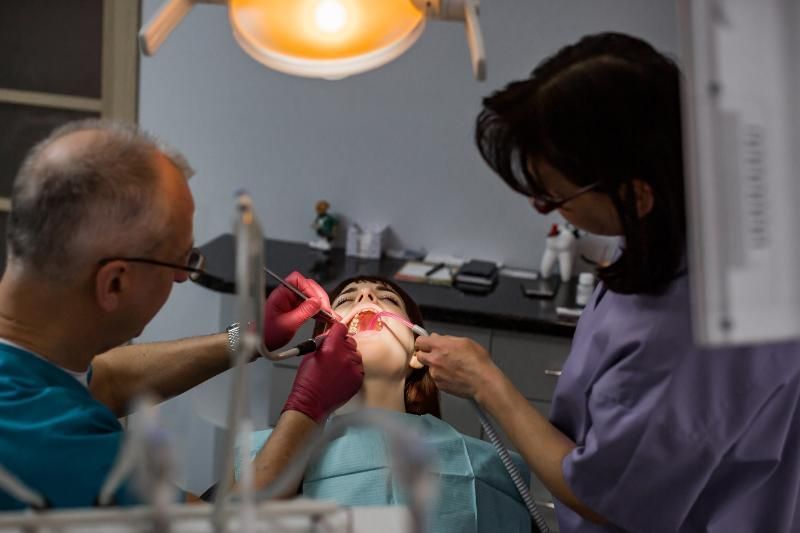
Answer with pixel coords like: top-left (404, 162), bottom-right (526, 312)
top-left (578, 272), bottom-right (595, 285)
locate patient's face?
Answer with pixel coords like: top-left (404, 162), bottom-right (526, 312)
top-left (331, 281), bottom-right (415, 380)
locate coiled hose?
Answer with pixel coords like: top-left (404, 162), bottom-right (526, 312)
top-left (472, 399), bottom-right (551, 533)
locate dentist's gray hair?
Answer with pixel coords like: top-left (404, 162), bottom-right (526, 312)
top-left (7, 119), bottom-right (194, 281)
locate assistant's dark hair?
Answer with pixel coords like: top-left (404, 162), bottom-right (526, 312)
top-left (476, 32), bottom-right (685, 294)
top-left (315, 276), bottom-right (441, 418)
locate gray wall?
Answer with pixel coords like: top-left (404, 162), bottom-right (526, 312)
top-left (139, 0), bottom-right (679, 341)
top-left (136, 0), bottom-right (678, 492)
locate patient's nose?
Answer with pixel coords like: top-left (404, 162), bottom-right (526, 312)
top-left (356, 289), bottom-right (376, 303)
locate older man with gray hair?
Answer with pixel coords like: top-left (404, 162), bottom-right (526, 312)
top-left (0, 120), bottom-right (363, 509)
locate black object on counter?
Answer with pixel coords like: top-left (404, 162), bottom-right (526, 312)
top-left (520, 277), bottom-right (560, 299)
top-left (454, 259), bottom-right (499, 294)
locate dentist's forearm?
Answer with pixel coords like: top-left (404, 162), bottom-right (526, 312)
top-left (90, 333), bottom-right (231, 416)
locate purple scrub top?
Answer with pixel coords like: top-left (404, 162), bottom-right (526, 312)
top-left (549, 274), bottom-right (800, 532)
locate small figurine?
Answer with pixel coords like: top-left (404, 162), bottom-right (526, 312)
top-left (309, 200), bottom-right (338, 252)
top-left (540, 223), bottom-right (579, 282)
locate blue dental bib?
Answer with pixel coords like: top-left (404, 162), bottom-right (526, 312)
top-left (238, 410), bottom-right (530, 533)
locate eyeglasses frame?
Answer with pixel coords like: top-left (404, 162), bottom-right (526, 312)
top-left (97, 248), bottom-right (206, 281)
top-left (530, 181), bottom-right (602, 214)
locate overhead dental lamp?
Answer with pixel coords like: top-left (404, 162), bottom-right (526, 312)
top-left (140, 0), bottom-right (486, 80)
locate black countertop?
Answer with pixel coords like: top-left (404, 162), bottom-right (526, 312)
top-left (199, 235), bottom-right (578, 338)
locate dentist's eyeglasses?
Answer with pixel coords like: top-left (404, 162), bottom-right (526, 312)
top-left (98, 249), bottom-right (237, 293)
top-left (98, 248), bottom-right (207, 281)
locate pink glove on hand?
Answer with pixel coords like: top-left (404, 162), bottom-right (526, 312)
top-left (263, 271), bottom-right (334, 351)
top-left (281, 322), bottom-right (363, 423)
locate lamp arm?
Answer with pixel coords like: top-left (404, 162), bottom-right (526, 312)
top-left (139, 0), bottom-right (226, 56)
top-left (410, 0), bottom-right (486, 80)
top-left (464, 0), bottom-right (486, 80)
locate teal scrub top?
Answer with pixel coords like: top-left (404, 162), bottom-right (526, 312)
top-left (0, 343), bottom-right (138, 509)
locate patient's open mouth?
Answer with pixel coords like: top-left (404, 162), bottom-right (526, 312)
top-left (347, 309), bottom-right (383, 335)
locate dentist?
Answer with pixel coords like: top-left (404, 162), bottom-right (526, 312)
top-left (0, 120), bottom-right (362, 509)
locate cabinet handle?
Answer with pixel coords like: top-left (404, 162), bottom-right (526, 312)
top-left (534, 500), bottom-right (556, 510)
top-left (543, 369), bottom-right (562, 377)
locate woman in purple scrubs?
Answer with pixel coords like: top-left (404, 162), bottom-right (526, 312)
top-left (415, 32), bottom-right (800, 532)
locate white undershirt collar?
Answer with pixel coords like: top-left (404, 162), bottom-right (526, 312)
top-left (0, 338), bottom-right (89, 388)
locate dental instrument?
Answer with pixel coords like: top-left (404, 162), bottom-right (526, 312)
top-left (364, 311), bottom-right (428, 337)
top-left (367, 311), bottom-right (551, 533)
top-left (213, 192), bottom-right (264, 530)
top-left (277, 335), bottom-right (326, 358)
top-left (263, 267), bottom-right (338, 323)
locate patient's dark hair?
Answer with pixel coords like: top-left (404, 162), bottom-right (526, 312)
top-left (475, 32), bottom-right (685, 295)
top-left (315, 276), bottom-right (441, 418)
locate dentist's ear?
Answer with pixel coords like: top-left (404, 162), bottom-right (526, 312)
top-left (96, 260), bottom-right (128, 312)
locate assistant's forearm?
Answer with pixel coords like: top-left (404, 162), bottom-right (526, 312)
top-left (476, 368), bottom-right (606, 524)
top-left (244, 411), bottom-right (318, 498)
top-left (91, 333), bottom-right (231, 415)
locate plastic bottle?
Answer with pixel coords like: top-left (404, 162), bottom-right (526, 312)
top-left (575, 272), bottom-right (596, 307)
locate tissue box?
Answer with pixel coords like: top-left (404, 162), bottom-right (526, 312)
top-left (346, 224), bottom-right (386, 259)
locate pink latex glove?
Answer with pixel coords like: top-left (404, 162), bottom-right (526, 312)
top-left (282, 322), bottom-right (363, 423)
top-left (263, 271), bottom-right (335, 351)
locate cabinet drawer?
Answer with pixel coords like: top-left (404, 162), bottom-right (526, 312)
top-left (440, 393), bottom-right (482, 438)
top-left (424, 321), bottom-right (491, 349)
top-left (538, 501), bottom-right (560, 532)
top-left (491, 331), bottom-right (570, 402)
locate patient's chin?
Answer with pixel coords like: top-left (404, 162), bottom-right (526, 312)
top-left (359, 344), bottom-right (410, 380)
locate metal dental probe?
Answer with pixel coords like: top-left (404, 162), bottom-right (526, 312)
top-left (263, 267), bottom-right (338, 323)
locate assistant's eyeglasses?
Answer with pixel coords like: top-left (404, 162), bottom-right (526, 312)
top-left (530, 181), bottom-right (602, 214)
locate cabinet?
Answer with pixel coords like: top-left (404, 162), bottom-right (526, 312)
top-left (266, 318), bottom-right (571, 532)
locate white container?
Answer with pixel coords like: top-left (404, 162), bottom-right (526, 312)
top-left (346, 224), bottom-right (386, 259)
top-left (575, 272), bottom-right (596, 307)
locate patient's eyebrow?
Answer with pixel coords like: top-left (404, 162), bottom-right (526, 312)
top-left (331, 286), bottom-right (357, 307)
top-left (376, 286), bottom-right (398, 296)
top-left (337, 286), bottom-right (358, 296)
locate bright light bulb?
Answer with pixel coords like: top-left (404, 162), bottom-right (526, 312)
top-left (314, 0), bottom-right (348, 34)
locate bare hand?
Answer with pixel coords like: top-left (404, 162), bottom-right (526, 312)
top-left (414, 333), bottom-right (498, 399)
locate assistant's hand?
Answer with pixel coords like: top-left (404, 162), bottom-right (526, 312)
top-left (263, 271), bottom-right (335, 351)
top-left (414, 334), bottom-right (500, 399)
top-left (281, 322), bottom-right (363, 423)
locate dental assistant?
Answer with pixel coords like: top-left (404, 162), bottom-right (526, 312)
top-left (415, 33), bottom-right (800, 532)
top-left (0, 120), bottom-right (362, 509)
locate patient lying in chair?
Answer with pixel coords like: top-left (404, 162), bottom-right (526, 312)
top-left (240, 276), bottom-right (531, 533)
